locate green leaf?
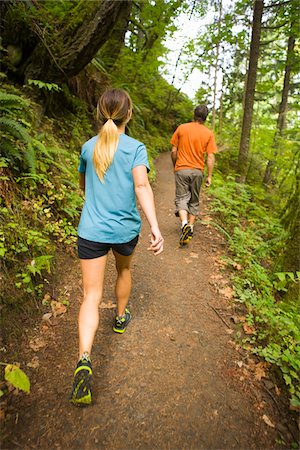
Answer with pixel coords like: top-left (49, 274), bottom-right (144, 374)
top-left (4, 364), bottom-right (30, 393)
top-left (286, 272), bottom-right (295, 281)
top-left (275, 272), bottom-right (286, 282)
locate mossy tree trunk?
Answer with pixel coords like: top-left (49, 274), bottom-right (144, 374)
top-left (236, 0), bottom-right (264, 183)
top-left (3, 0), bottom-right (131, 83)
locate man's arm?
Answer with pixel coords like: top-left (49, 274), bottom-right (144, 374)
top-left (205, 153), bottom-right (215, 187)
top-left (171, 146), bottom-right (178, 167)
top-left (79, 173), bottom-right (85, 192)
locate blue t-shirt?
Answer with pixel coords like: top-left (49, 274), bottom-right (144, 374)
top-left (77, 133), bottom-right (150, 243)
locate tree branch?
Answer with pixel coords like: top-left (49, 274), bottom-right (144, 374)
top-left (263, 0), bottom-right (293, 8)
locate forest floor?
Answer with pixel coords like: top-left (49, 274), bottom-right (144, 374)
top-left (2, 152), bottom-right (298, 449)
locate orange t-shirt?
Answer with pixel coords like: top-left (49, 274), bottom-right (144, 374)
top-left (170, 122), bottom-right (217, 172)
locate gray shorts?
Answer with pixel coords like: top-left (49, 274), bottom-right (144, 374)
top-left (175, 168), bottom-right (204, 216)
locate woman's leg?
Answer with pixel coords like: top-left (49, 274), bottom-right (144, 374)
top-left (78, 255), bottom-right (107, 357)
top-left (113, 251), bottom-right (134, 316)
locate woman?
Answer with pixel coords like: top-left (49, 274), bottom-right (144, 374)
top-left (69, 88), bottom-right (164, 406)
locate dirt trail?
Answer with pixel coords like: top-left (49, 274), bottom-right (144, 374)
top-left (4, 153), bottom-right (290, 449)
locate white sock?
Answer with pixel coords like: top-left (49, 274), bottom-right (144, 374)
top-left (181, 220), bottom-right (188, 228)
top-left (189, 224), bottom-right (194, 231)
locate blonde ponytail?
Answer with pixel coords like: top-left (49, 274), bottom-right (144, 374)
top-left (93, 88), bottom-right (132, 183)
top-left (93, 119), bottom-right (119, 182)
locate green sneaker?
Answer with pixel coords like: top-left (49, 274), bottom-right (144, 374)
top-left (69, 355), bottom-right (92, 407)
top-left (113, 308), bottom-right (132, 334)
top-left (179, 224), bottom-right (192, 246)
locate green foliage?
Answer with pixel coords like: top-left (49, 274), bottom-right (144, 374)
top-left (4, 364), bottom-right (30, 394)
top-left (27, 79), bottom-right (62, 92)
top-left (210, 172), bottom-right (300, 406)
top-left (0, 84), bottom-right (91, 308)
top-left (0, 89), bottom-right (36, 173)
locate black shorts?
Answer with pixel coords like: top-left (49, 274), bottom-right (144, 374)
top-left (77, 235), bottom-right (139, 259)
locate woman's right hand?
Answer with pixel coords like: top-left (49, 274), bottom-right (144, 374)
top-left (148, 225), bottom-right (164, 255)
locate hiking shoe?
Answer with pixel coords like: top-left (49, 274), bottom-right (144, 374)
top-left (179, 224), bottom-right (192, 246)
top-left (69, 356), bottom-right (92, 407)
top-left (187, 227), bottom-right (193, 241)
top-left (113, 308), bottom-right (132, 334)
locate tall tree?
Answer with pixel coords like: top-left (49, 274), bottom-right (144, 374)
top-left (211, 0), bottom-right (223, 131)
top-left (263, 32), bottom-right (295, 185)
top-left (236, 0), bottom-right (264, 183)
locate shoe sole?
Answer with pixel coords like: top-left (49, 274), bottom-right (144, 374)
top-left (69, 367), bottom-right (92, 407)
top-left (112, 315), bottom-right (131, 334)
top-left (179, 227), bottom-right (192, 246)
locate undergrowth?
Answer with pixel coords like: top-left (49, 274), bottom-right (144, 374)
top-left (0, 82), bottom-right (91, 317)
top-left (209, 172), bottom-right (300, 408)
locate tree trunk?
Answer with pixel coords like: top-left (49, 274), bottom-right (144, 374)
top-left (236, 0), bottom-right (264, 183)
top-left (219, 89), bottom-right (223, 133)
top-left (98, 1), bottom-right (132, 69)
top-left (212, 0), bottom-right (222, 131)
top-left (23, 1), bottom-right (129, 82)
top-left (263, 33), bottom-right (295, 186)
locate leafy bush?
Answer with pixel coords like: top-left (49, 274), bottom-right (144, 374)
top-left (0, 84), bottom-right (91, 310)
top-left (209, 172), bottom-right (300, 407)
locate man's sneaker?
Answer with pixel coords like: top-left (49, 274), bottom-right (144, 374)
top-left (69, 355), bottom-right (92, 407)
top-left (113, 308), bottom-right (132, 334)
top-left (179, 224), bottom-right (192, 246)
top-left (187, 227), bottom-right (193, 241)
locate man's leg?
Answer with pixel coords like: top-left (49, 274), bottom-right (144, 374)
top-left (175, 170), bottom-right (191, 228)
top-left (188, 170), bottom-right (204, 237)
top-left (179, 209), bottom-right (188, 227)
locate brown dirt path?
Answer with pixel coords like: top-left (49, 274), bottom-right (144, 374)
top-left (3, 152), bottom-right (292, 449)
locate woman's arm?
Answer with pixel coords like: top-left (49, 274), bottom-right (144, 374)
top-left (79, 173), bottom-right (85, 192)
top-left (132, 165), bottom-right (164, 255)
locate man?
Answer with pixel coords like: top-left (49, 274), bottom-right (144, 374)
top-left (170, 105), bottom-right (217, 246)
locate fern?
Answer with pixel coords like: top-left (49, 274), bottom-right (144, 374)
top-left (0, 89), bottom-right (36, 173)
top-left (0, 92), bottom-right (30, 113)
top-left (0, 117), bottom-right (30, 143)
top-left (24, 142), bottom-right (36, 174)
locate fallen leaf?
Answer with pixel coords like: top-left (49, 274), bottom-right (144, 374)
top-left (275, 385), bottom-right (281, 396)
top-left (189, 252), bottom-right (199, 258)
top-left (225, 328), bottom-right (234, 334)
top-left (219, 286), bottom-right (233, 299)
top-left (27, 356), bottom-right (39, 369)
top-left (51, 300), bottom-right (67, 317)
top-left (262, 414), bottom-right (275, 428)
top-left (210, 274), bottom-right (224, 280)
top-left (236, 361), bottom-right (243, 368)
top-left (230, 315), bottom-right (240, 324)
top-left (99, 301), bottom-right (116, 309)
top-left (29, 337), bottom-right (46, 352)
top-left (230, 316), bottom-right (246, 323)
top-left (42, 293), bottom-right (51, 306)
top-left (255, 362), bottom-right (267, 380)
top-left (232, 262), bottom-right (242, 270)
top-left (243, 323), bottom-right (255, 334)
top-left (42, 312), bottom-right (52, 325)
top-left (184, 258), bottom-right (192, 264)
